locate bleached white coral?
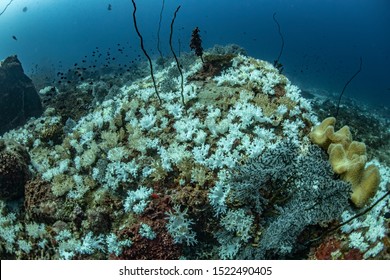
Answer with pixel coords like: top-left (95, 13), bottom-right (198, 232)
top-left (217, 136), bottom-right (235, 153)
top-left (139, 112), bottom-right (156, 131)
top-left (173, 115), bottom-right (200, 142)
top-left (103, 160), bottom-right (139, 190)
top-left (42, 159), bottom-right (71, 181)
top-left (206, 148), bottom-right (239, 169)
top-left (193, 129), bottom-right (207, 145)
top-left (18, 240), bottom-right (32, 253)
top-left (0, 202), bottom-right (22, 254)
top-left (364, 242), bottom-right (385, 259)
top-left (107, 147), bottom-right (127, 162)
top-left (138, 87), bottom-right (156, 102)
top-left (192, 144), bottom-right (210, 165)
top-left (165, 206), bottom-right (197, 246)
top-left (165, 103), bottom-right (184, 119)
top-left (25, 222), bottom-right (46, 239)
top-left (349, 232), bottom-right (369, 251)
top-left (158, 146), bottom-right (172, 171)
top-left (139, 223), bottom-right (157, 240)
top-left (214, 67), bottom-right (245, 87)
top-left (285, 83), bottom-right (301, 101)
top-left (78, 232), bottom-right (105, 254)
top-left (261, 72), bottom-right (280, 95)
top-left (364, 216), bottom-right (386, 243)
top-left (276, 104), bottom-right (288, 117)
top-left (106, 233), bottom-right (132, 256)
top-left (184, 84), bottom-right (198, 101)
top-left (340, 211), bottom-right (361, 233)
top-left (67, 174), bottom-right (89, 200)
top-left (209, 181), bottom-right (230, 216)
top-left (0, 51), bottom-right (325, 259)
top-left (253, 127), bottom-right (276, 141)
top-left (282, 119), bottom-right (300, 139)
top-left (166, 142), bottom-right (191, 165)
top-left (239, 136), bottom-right (265, 158)
top-left (123, 186), bottom-right (153, 214)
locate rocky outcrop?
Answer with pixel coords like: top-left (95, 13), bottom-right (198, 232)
top-left (0, 55), bottom-right (42, 134)
top-left (0, 139), bottom-right (31, 200)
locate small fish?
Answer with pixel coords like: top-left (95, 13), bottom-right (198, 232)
top-left (107, 4), bottom-right (112, 11)
top-left (12, 35), bottom-right (17, 40)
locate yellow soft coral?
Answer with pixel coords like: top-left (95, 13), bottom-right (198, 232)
top-left (351, 165), bottom-right (380, 208)
top-left (308, 116), bottom-right (336, 149)
top-left (309, 117), bottom-right (380, 208)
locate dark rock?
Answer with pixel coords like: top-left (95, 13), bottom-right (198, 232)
top-left (0, 139), bottom-right (31, 200)
top-left (0, 55), bottom-right (43, 134)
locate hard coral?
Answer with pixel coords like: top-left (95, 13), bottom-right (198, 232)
top-left (309, 117), bottom-right (380, 208)
top-left (24, 177), bottom-right (57, 222)
top-left (0, 139), bottom-right (31, 200)
top-left (219, 141), bottom-right (350, 259)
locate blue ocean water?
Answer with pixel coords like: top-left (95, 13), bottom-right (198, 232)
top-left (0, 0), bottom-right (389, 106)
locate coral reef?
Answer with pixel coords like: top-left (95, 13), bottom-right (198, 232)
top-left (0, 48), bottom-right (388, 260)
top-left (310, 117), bottom-right (380, 207)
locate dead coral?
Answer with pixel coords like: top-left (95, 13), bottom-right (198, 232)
top-left (24, 177), bottom-right (56, 222)
top-left (253, 94), bottom-right (278, 117)
top-left (188, 54), bottom-right (236, 81)
top-left (115, 195), bottom-right (182, 260)
top-left (40, 121), bottom-right (64, 144)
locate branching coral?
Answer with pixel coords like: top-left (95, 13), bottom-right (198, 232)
top-left (216, 141), bottom-right (350, 259)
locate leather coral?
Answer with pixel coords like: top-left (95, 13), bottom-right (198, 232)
top-left (309, 117), bottom-right (380, 208)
